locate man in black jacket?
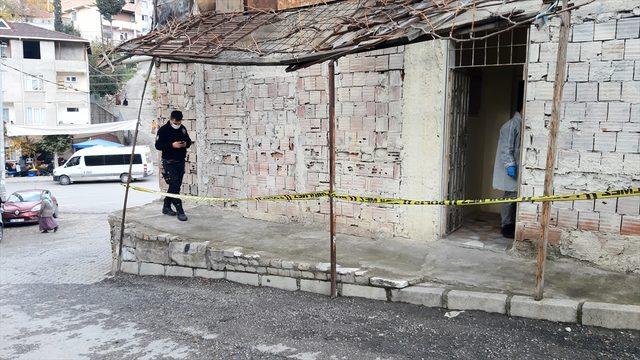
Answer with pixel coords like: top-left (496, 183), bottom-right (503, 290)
top-left (155, 110), bottom-right (192, 221)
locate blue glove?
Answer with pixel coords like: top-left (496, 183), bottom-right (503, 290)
top-left (507, 166), bottom-right (517, 179)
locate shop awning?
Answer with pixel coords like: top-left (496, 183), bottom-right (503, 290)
top-left (6, 120), bottom-right (137, 137)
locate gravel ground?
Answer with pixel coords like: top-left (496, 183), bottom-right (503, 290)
top-left (1, 275), bottom-right (638, 360)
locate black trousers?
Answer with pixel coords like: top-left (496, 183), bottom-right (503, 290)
top-left (162, 159), bottom-right (185, 208)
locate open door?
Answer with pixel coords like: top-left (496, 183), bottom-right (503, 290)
top-left (445, 70), bottom-right (471, 235)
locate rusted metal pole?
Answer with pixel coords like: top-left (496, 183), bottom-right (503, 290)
top-left (328, 60), bottom-right (337, 298)
top-left (534, 0), bottom-right (570, 300)
top-left (116, 59), bottom-right (154, 275)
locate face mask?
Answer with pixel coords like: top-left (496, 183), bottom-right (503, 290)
top-left (170, 123), bottom-right (181, 130)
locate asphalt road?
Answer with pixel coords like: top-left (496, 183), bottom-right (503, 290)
top-left (1, 178), bottom-right (639, 359)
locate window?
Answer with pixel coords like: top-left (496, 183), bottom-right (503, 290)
top-left (25, 74), bottom-right (44, 91)
top-left (0, 40), bottom-right (9, 58)
top-left (85, 155), bottom-right (105, 166)
top-left (25, 107), bottom-right (46, 125)
top-left (65, 156), bottom-right (80, 167)
top-left (66, 107), bottom-right (79, 112)
top-left (22, 40), bottom-right (41, 59)
top-left (2, 108), bottom-right (8, 122)
top-left (66, 76), bottom-right (77, 83)
top-left (71, 11), bottom-right (77, 22)
top-left (141, 15), bottom-right (148, 21)
top-left (0, 19), bottom-right (9, 28)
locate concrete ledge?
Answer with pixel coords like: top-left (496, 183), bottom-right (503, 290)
top-left (121, 261), bottom-right (139, 275)
top-left (194, 269), bottom-right (225, 279)
top-left (341, 284), bottom-right (387, 301)
top-left (165, 266), bottom-right (194, 278)
top-left (300, 279), bottom-right (331, 296)
top-left (226, 272), bottom-right (259, 286)
top-left (510, 296), bottom-right (579, 323)
top-left (391, 286), bottom-right (444, 307)
top-left (139, 262), bottom-right (164, 276)
top-left (447, 290), bottom-right (507, 314)
top-left (582, 302), bottom-right (640, 330)
top-left (262, 275), bottom-right (298, 291)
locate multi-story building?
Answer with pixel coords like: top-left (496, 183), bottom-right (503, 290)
top-left (61, 0), bottom-right (153, 44)
top-left (0, 19), bottom-right (91, 127)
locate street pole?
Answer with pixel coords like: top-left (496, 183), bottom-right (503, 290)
top-left (534, 0), bottom-right (570, 301)
top-left (0, 61), bottom-right (6, 202)
top-left (328, 60), bottom-right (337, 298)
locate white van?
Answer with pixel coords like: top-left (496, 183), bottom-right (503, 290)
top-left (53, 146), bottom-right (154, 185)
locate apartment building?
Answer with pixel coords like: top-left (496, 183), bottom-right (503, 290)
top-left (62, 0), bottom-right (153, 44)
top-left (0, 20), bottom-right (91, 127)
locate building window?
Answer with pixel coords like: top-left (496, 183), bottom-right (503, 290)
top-left (141, 15), bottom-right (148, 21)
top-left (25, 107), bottom-right (46, 125)
top-left (0, 40), bottom-right (9, 58)
top-left (66, 107), bottom-right (79, 112)
top-left (2, 108), bottom-right (9, 122)
top-left (23, 40), bottom-right (41, 59)
top-left (71, 11), bottom-right (77, 22)
top-left (25, 74), bottom-right (44, 91)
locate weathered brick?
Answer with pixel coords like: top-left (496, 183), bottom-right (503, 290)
top-left (572, 22), bottom-right (594, 42)
top-left (616, 17), bottom-right (640, 39)
top-left (625, 39), bottom-right (640, 59)
top-left (594, 22), bottom-right (617, 41)
top-left (601, 40), bottom-right (625, 60)
top-left (598, 82), bottom-right (622, 101)
top-left (621, 81), bottom-right (640, 103)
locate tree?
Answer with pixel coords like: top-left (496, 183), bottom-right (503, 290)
top-left (36, 135), bottom-right (72, 168)
top-left (89, 42), bottom-right (134, 96)
top-left (59, 23), bottom-right (81, 37)
top-left (0, 0), bottom-right (49, 21)
top-left (53, 0), bottom-right (62, 32)
top-left (95, 0), bottom-right (125, 45)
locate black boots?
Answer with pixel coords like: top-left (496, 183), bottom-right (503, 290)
top-left (162, 198), bottom-right (177, 216)
top-left (174, 202), bottom-right (188, 222)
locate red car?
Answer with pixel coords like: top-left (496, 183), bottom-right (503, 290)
top-left (2, 190), bottom-right (59, 225)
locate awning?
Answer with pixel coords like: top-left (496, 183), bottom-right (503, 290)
top-left (6, 121), bottom-right (137, 137)
top-left (110, 0), bottom-right (584, 71)
top-left (72, 139), bottom-right (124, 151)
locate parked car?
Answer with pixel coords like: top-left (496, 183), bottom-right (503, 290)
top-left (53, 146), bottom-right (154, 185)
top-left (1, 190), bottom-right (59, 225)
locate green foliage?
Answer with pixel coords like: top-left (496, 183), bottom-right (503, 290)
top-left (89, 42), bottom-right (135, 96)
top-left (53, 0), bottom-right (62, 31)
top-left (95, 0), bottom-right (125, 22)
top-left (59, 23), bottom-right (81, 37)
top-left (36, 135), bottom-right (72, 155)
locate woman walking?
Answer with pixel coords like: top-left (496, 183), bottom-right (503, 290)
top-left (39, 197), bottom-right (58, 233)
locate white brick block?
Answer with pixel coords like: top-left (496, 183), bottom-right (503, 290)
top-left (300, 279), bottom-right (331, 296)
top-left (582, 302), bottom-right (640, 330)
top-left (589, 61), bottom-right (613, 81)
top-left (572, 22), bottom-right (594, 42)
top-left (341, 284), bottom-right (387, 301)
top-left (616, 17), bottom-right (640, 39)
top-left (621, 81), bottom-right (640, 103)
top-left (594, 22), bottom-right (617, 41)
top-left (527, 62), bottom-right (547, 81)
top-left (447, 290), bottom-right (507, 314)
top-left (510, 296), bottom-right (579, 323)
top-left (611, 61), bottom-right (635, 81)
top-left (226, 271), bottom-right (259, 286)
top-left (139, 262), bottom-right (164, 276)
top-left (576, 83), bottom-right (598, 102)
top-left (563, 102), bottom-right (586, 122)
top-left (529, 43), bottom-right (540, 62)
top-left (165, 266), bottom-right (193, 277)
top-left (601, 40), bottom-right (625, 60)
top-left (579, 41), bottom-right (602, 61)
top-left (391, 286), bottom-right (444, 307)
top-left (262, 275), bottom-right (298, 291)
top-left (607, 102), bottom-right (631, 122)
top-left (568, 62), bottom-right (589, 81)
top-left (625, 39), bottom-right (640, 59)
top-left (567, 42), bottom-right (581, 62)
top-left (594, 132), bottom-right (617, 152)
top-left (586, 102), bottom-right (608, 122)
top-left (194, 269), bottom-right (225, 279)
top-left (535, 81), bottom-right (554, 101)
top-left (539, 43), bottom-right (559, 62)
top-left (616, 132), bottom-right (639, 153)
top-left (599, 82), bottom-right (622, 101)
top-left (121, 261), bottom-right (139, 275)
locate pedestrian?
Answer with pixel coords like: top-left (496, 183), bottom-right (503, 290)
top-left (18, 155), bottom-right (28, 177)
top-left (492, 102), bottom-right (522, 239)
top-left (155, 110), bottom-right (191, 221)
top-left (39, 196), bottom-right (58, 233)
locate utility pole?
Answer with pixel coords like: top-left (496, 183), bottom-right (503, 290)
top-left (0, 62), bottom-right (6, 202)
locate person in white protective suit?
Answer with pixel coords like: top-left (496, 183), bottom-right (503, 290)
top-left (492, 108), bottom-right (522, 239)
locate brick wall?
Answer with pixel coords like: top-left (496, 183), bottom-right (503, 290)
top-left (156, 47), bottom-right (408, 238)
top-left (518, 15), bottom-right (640, 271)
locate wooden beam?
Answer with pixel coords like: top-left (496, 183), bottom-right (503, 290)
top-left (534, 0), bottom-right (570, 301)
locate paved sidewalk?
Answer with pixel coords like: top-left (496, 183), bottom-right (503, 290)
top-left (119, 203), bottom-right (640, 305)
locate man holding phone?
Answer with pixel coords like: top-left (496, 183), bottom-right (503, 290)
top-left (155, 110), bottom-right (192, 221)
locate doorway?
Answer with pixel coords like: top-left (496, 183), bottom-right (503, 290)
top-left (443, 27), bottom-right (528, 251)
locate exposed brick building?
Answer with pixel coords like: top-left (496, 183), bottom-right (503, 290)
top-left (147, 1), bottom-right (639, 273)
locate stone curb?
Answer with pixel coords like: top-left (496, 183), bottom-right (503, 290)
top-left (112, 226), bottom-right (640, 331)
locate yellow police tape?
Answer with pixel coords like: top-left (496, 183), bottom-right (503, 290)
top-left (124, 184), bottom-right (639, 206)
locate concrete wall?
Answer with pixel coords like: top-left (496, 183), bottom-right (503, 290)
top-left (518, 9), bottom-right (640, 273)
top-left (156, 43), bottom-right (448, 240)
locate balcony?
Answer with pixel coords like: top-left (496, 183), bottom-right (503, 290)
top-left (54, 60), bottom-right (88, 73)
